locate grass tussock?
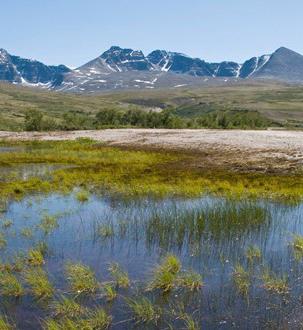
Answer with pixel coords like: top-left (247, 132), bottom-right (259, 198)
top-left (148, 255), bottom-right (202, 293)
top-left (108, 262), bottom-right (130, 288)
top-left (75, 190), bottom-right (89, 203)
top-left (24, 268), bottom-right (54, 299)
top-left (233, 264), bottom-right (250, 296)
top-left (65, 263), bottom-right (99, 295)
top-left (0, 232), bottom-right (7, 249)
top-left (262, 269), bottom-right (288, 294)
top-left (0, 272), bottom-right (23, 298)
top-left (44, 308), bottom-right (111, 330)
top-left (246, 245), bottom-right (261, 263)
top-left (126, 297), bottom-right (161, 324)
top-left (52, 296), bottom-right (85, 318)
top-left (27, 249), bottom-right (44, 266)
top-left (0, 316), bottom-right (12, 330)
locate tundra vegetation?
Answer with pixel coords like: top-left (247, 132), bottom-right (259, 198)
top-left (2, 82), bottom-right (303, 131)
top-left (0, 138), bottom-right (302, 329)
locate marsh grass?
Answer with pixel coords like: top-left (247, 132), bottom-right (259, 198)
top-left (1, 219), bottom-right (12, 229)
top-left (233, 264), bottom-right (250, 296)
top-left (39, 214), bottom-right (59, 235)
top-left (0, 272), bottom-right (24, 298)
top-left (262, 269), bottom-right (288, 294)
top-left (246, 245), bottom-right (261, 263)
top-left (147, 255), bottom-right (201, 293)
top-left (146, 201), bottom-right (270, 250)
top-left (52, 296), bottom-right (85, 318)
top-left (292, 235), bottom-right (303, 260)
top-left (176, 271), bottom-right (203, 291)
top-left (0, 316), bottom-right (12, 330)
top-left (0, 232), bottom-right (7, 249)
top-left (86, 309), bottom-right (112, 329)
top-left (27, 249), bottom-right (44, 266)
top-left (65, 263), bottom-right (99, 295)
top-left (20, 228), bottom-right (33, 239)
top-left (102, 284), bottom-right (117, 301)
top-left (75, 190), bottom-right (90, 203)
top-left (0, 140), bottom-right (302, 201)
top-left (126, 297), bottom-right (161, 324)
top-left (181, 314), bottom-right (199, 330)
top-left (148, 255), bottom-right (181, 292)
top-left (108, 263), bottom-right (130, 288)
top-left (44, 308), bottom-right (111, 330)
top-left (24, 268), bottom-right (54, 299)
top-left (292, 234), bottom-right (303, 251)
top-left (97, 223), bottom-right (114, 239)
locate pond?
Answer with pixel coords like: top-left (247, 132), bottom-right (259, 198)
top-left (1, 193), bottom-right (303, 329)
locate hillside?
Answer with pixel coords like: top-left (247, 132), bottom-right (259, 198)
top-left (1, 81), bottom-right (303, 130)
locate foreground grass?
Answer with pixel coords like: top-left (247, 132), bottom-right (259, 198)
top-left (0, 139), bottom-right (302, 201)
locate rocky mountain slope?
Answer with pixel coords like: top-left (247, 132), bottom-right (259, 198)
top-left (1, 46), bottom-right (303, 92)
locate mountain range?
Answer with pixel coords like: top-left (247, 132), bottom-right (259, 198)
top-left (1, 46), bottom-right (303, 92)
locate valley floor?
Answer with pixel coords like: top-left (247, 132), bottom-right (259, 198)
top-left (0, 129), bottom-right (303, 173)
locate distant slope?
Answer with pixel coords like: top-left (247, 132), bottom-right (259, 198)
top-left (1, 81), bottom-right (303, 130)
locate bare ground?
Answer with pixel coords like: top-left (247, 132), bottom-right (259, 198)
top-left (0, 129), bottom-right (303, 173)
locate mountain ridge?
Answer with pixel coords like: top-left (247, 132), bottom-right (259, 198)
top-left (1, 46), bottom-right (303, 92)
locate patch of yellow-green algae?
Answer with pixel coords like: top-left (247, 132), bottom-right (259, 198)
top-left (0, 139), bottom-right (302, 202)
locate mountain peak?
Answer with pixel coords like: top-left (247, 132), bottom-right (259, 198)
top-left (273, 46), bottom-right (299, 56)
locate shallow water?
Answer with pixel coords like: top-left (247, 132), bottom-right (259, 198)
top-left (0, 164), bottom-right (74, 182)
top-left (1, 193), bottom-right (303, 329)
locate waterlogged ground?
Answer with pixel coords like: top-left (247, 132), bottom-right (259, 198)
top-left (1, 193), bottom-right (303, 329)
top-left (0, 140), bottom-right (303, 329)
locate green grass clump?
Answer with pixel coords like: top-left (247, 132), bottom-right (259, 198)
top-left (39, 214), bottom-right (59, 235)
top-left (181, 313), bottom-right (199, 330)
top-left (44, 318), bottom-right (79, 330)
top-left (0, 316), bottom-right (12, 330)
top-left (177, 271), bottom-right (203, 291)
top-left (127, 297), bottom-right (161, 324)
top-left (24, 268), bottom-right (54, 299)
top-left (293, 234), bottom-right (303, 251)
top-left (148, 255), bottom-right (181, 292)
top-left (0, 272), bottom-right (23, 297)
top-left (86, 309), bottom-right (112, 329)
top-left (103, 284), bottom-right (117, 302)
top-left (233, 264), bottom-right (250, 296)
top-left (44, 309), bottom-right (111, 330)
top-left (246, 245), bottom-right (261, 263)
top-left (65, 263), bottom-right (99, 295)
top-left (97, 223), bottom-right (114, 239)
top-left (52, 296), bottom-right (85, 318)
top-left (75, 190), bottom-right (89, 203)
top-left (108, 262), bottom-right (130, 288)
top-left (1, 220), bottom-right (12, 229)
top-left (0, 232), bottom-right (7, 249)
top-left (27, 249), bottom-right (44, 266)
top-left (20, 228), bottom-right (33, 239)
top-left (262, 269), bottom-right (288, 294)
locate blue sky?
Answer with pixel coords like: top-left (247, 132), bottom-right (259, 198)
top-left (1, 0), bottom-right (302, 68)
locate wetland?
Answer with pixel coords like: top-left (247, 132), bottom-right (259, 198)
top-left (0, 138), bottom-right (303, 329)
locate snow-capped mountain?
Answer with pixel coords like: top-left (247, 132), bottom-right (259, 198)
top-left (1, 46), bottom-right (303, 92)
top-left (0, 48), bottom-right (70, 87)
